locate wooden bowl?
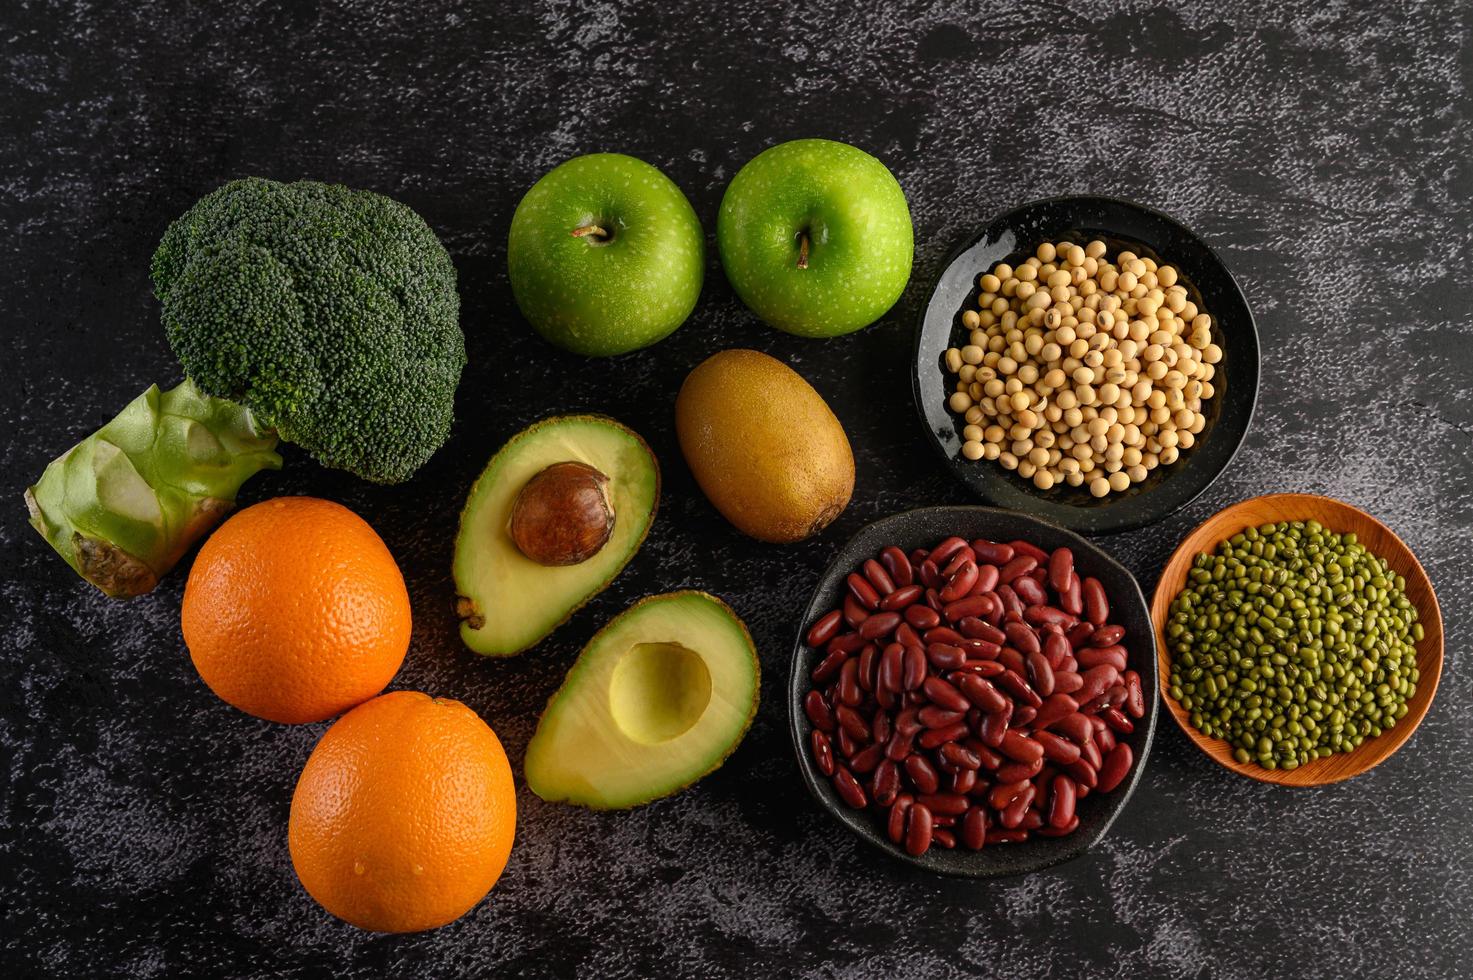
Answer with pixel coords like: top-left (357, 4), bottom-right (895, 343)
top-left (1151, 493), bottom-right (1443, 786)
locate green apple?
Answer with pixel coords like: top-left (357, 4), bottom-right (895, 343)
top-left (717, 139), bottom-right (913, 338)
top-left (508, 153), bottom-right (704, 357)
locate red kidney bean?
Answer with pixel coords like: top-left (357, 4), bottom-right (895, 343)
top-left (941, 594), bottom-right (990, 622)
top-left (959, 618), bottom-right (1006, 645)
top-left (948, 767), bottom-right (978, 794)
top-left (1090, 624), bottom-right (1126, 647)
top-left (858, 644), bottom-right (880, 692)
top-left (1053, 712), bottom-right (1094, 746)
top-left (922, 676), bottom-right (970, 713)
top-left (979, 707), bottom-right (1009, 748)
top-left (940, 742), bottom-right (981, 771)
top-left (832, 766), bottom-right (867, 808)
top-left (807, 609), bottom-right (843, 648)
top-left (871, 710), bottom-right (892, 747)
top-left (1062, 758), bottom-right (1098, 788)
top-left (1012, 574), bottom-right (1048, 607)
top-left (1080, 738), bottom-right (1103, 772)
top-left (998, 555), bottom-right (1037, 585)
top-left (923, 626), bottom-right (965, 646)
top-left (918, 722), bottom-right (969, 749)
top-left (843, 594), bottom-right (869, 629)
top-left (849, 744), bottom-right (883, 774)
top-left (929, 536), bottom-right (969, 566)
top-left (939, 561), bottom-right (978, 603)
top-left (871, 758), bottom-right (900, 806)
top-left (837, 659), bottom-right (863, 706)
top-left (903, 753), bottom-right (941, 794)
top-left (1000, 785), bottom-right (1036, 829)
top-left (1011, 705), bottom-right (1037, 727)
top-left (1078, 645), bottom-right (1127, 672)
top-left (1123, 669), bottom-right (1146, 718)
top-left (995, 670), bottom-right (1042, 709)
top-left (1038, 815), bottom-right (1080, 838)
top-left (996, 585), bottom-right (1025, 618)
top-left (1060, 574), bottom-right (1084, 616)
top-left (835, 704), bottom-right (870, 743)
top-left (1034, 729), bottom-right (1082, 764)
top-left (957, 636), bottom-right (1002, 660)
top-left (828, 631), bottom-right (867, 658)
top-left (1008, 539), bottom-right (1050, 564)
top-left (902, 645), bottom-right (928, 691)
top-left (1077, 664), bottom-right (1119, 704)
top-left (803, 690), bottom-right (835, 732)
top-left (1048, 775), bottom-right (1077, 830)
top-left (1019, 807), bottom-right (1045, 832)
top-left (905, 803), bottom-right (934, 856)
top-left (811, 730), bottom-right (836, 776)
top-left (863, 558), bottom-right (896, 596)
top-left (1098, 743), bottom-right (1133, 793)
top-left (956, 674), bottom-right (1008, 713)
top-left (1034, 693), bottom-right (1079, 729)
top-left (887, 794), bottom-right (913, 844)
top-left (1023, 604), bottom-right (1073, 629)
top-left (859, 611), bottom-right (901, 642)
top-left (1094, 724), bottom-right (1116, 753)
top-left (847, 572), bottom-right (880, 610)
top-left (1043, 631), bottom-right (1071, 668)
top-left (926, 643), bottom-right (967, 671)
top-left (1082, 576), bottom-right (1108, 625)
top-left (878, 643), bottom-right (904, 693)
top-left (810, 648), bottom-right (848, 685)
top-left (995, 756), bottom-right (1043, 782)
top-left (879, 584), bottom-right (923, 612)
top-left (1065, 620), bottom-right (1095, 649)
top-left (988, 779), bottom-right (1029, 810)
top-left (1048, 547), bottom-right (1074, 594)
top-left (1003, 621), bottom-right (1040, 656)
top-left (918, 705), bottom-right (966, 729)
top-left (916, 792), bottom-right (969, 817)
top-left (918, 559), bottom-right (942, 590)
top-left (999, 730), bottom-right (1043, 764)
top-left (1101, 707), bottom-right (1134, 734)
top-left (1053, 670), bottom-right (1084, 695)
top-left (931, 828), bottom-right (957, 849)
top-left (894, 707), bottom-right (922, 736)
top-left (971, 540), bottom-right (1014, 565)
top-left (961, 806), bottom-right (987, 849)
top-left (971, 562), bottom-right (1000, 593)
top-left (885, 728), bottom-right (916, 762)
top-left (880, 546), bottom-right (914, 588)
top-left (837, 726), bottom-right (858, 758)
top-left (1025, 650), bottom-right (1056, 697)
top-left (957, 659), bottom-right (1005, 678)
top-left (986, 829), bottom-right (1029, 844)
top-left (895, 622), bottom-right (923, 648)
top-left (903, 603), bottom-right (940, 630)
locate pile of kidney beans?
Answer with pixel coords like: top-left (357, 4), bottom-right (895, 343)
top-left (802, 535), bottom-right (1144, 857)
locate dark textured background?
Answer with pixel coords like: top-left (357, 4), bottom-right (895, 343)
top-left (2, 2), bottom-right (1470, 977)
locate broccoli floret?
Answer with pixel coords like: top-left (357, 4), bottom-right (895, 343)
top-left (151, 177), bottom-right (465, 484)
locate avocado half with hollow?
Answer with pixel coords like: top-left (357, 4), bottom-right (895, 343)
top-left (454, 415), bottom-right (659, 656)
top-left (525, 591), bottom-right (760, 809)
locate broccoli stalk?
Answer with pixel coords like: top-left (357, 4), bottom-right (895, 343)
top-left (25, 380), bottom-right (282, 597)
top-left (27, 177), bottom-right (465, 597)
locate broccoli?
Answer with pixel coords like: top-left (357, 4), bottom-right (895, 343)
top-left (26, 178), bottom-right (466, 597)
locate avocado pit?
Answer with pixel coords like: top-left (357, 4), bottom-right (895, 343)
top-left (509, 460), bottom-right (616, 566)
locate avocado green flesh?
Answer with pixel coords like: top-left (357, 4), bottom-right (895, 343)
top-left (525, 591), bottom-right (760, 809)
top-left (454, 416), bottom-right (658, 656)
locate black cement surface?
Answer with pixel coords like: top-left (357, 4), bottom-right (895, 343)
top-left (2, 2), bottom-right (1470, 977)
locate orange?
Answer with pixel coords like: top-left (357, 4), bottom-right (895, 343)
top-left (181, 496), bottom-right (411, 724)
top-left (288, 691), bottom-right (517, 932)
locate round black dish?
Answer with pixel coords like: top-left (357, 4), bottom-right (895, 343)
top-left (788, 506), bottom-right (1158, 878)
top-left (913, 196), bottom-right (1259, 535)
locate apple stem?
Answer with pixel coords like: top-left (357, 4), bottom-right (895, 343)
top-left (797, 231), bottom-right (810, 270)
top-left (572, 224), bottom-right (610, 242)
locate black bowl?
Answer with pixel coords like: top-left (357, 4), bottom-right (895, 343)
top-left (788, 506), bottom-right (1157, 877)
top-left (913, 196), bottom-right (1259, 534)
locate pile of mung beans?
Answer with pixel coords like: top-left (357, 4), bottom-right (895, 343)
top-left (1166, 520), bottom-right (1422, 770)
top-left (942, 240), bottom-right (1222, 498)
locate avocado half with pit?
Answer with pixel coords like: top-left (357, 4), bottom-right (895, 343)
top-left (454, 415), bottom-right (659, 656)
top-left (525, 591), bottom-right (760, 809)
